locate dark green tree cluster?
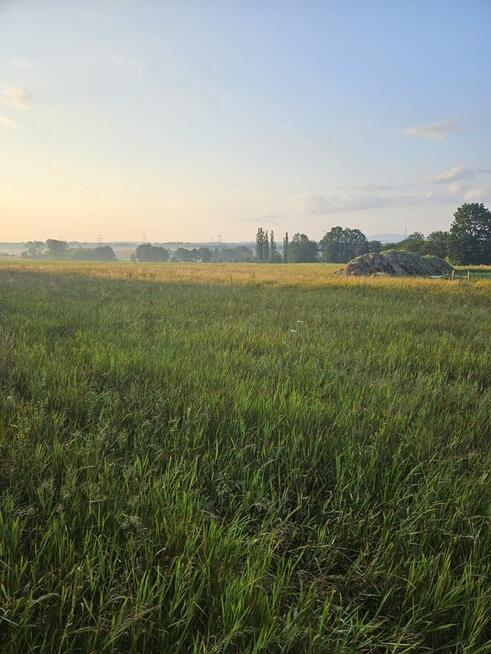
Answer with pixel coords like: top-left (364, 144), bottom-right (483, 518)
top-left (255, 228), bottom-right (269, 262)
top-left (381, 231), bottom-right (448, 256)
top-left (22, 241), bottom-right (45, 258)
top-left (256, 203), bottom-right (491, 265)
top-left (174, 247), bottom-right (205, 262)
top-left (380, 204), bottom-right (491, 264)
top-left (46, 239), bottom-right (68, 258)
top-left (319, 227), bottom-right (369, 263)
top-left (21, 239), bottom-right (117, 261)
top-left (257, 226), bottom-right (374, 263)
top-left (448, 203), bottom-right (491, 264)
top-left (210, 246), bottom-right (254, 262)
top-left (133, 244), bottom-right (170, 262)
top-left (425, 231), bottom-right (449, 259)
top-left (285, 233), bottom-right (319, 262)
top-left (65, 246), bottom-right (117, 261)
top-left (165, 246), bottom-right (253, 263)
top-left (255, 228), bottom-right (281, 262)
top-left (132, 245), bottom-right (253, 263)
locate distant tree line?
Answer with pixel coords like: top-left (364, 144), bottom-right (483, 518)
top-left (133, 244), bottom-right (253, 262)
top-left (18, 203), bottom-right (491, 266)
top-left (20, 240), bottom-right (254, 263)
top-left (21, 240), bottom-right (117, 261)
top-left (255, 203), bottom-right (491, 265)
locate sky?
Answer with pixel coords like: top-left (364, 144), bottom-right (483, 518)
top-left (1, 0), bottom-right (490, 242)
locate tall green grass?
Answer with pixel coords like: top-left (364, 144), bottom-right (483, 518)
top-left (0, 267), bottom-right (490, 652)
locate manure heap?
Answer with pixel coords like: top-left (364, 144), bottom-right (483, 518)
top-left (339, 250), bottom-right (454, 277)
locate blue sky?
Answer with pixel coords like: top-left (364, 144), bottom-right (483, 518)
top-left (1, 0), bottom-right (490, 241)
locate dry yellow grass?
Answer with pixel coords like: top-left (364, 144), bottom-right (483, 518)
top-left (1, 259), bottom-right (490, 294)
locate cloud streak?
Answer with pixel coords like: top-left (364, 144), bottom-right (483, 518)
top-left (1, 87), bottom-right (31, 110)
top-left (302, 183), bottom-right (489, 216)
top-left (464, 187), bottom-right (488, 202)
top-left (304, 192), bottom-right (415, 215)
top-left (432, 165), bottom-right (491, 183)
top-left (0, 115), bottom-right (17, 126)
top-left (404, 120), bottom-right (456, 141)
top-left (346, 183), bottom-right (394, 192)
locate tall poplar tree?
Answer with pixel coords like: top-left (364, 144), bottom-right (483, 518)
top-left (283, 232), bottom-right (289, 262)
top-left (270, 230), bottom-right (277, 261)
top-left (264, 230), bottom-right (270, 262)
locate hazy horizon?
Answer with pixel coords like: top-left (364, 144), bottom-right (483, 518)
top-left (1, 1), bottom-right (490, 241)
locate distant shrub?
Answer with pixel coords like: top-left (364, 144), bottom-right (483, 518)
top-left (134, 244), bottom-right (170, 262)
top-left (65, 246), bottom-right (117, 261)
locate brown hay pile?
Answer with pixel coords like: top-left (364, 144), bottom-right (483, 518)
top-left (338, 250), bottom-right (454, 277)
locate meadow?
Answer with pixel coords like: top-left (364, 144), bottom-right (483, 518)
top-left (0, 262), bottom-right (490, 653)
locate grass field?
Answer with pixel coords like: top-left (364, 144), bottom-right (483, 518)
top-left (0, 262), bottom-right (490, 653)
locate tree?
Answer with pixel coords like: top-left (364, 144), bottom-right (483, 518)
top-left (215, 246), bottom-right (253, 262)
top-left (287, 233), bottom-right (318, 262)
top-left (255, 228), bottom-right (268, 262)
top-left (198, 247), bottom-right (212, 262)
top-left (175, 247), bottom-right (192, 261)
top-left (448, 203), bottom-right (491, 264)
top-left (380, 241), bottom-right (399, 251)
top-left (319, 227), bottom-right (368, 263)
top-left (264, 231), bottom-right (270, 262)
top-left (46, 239), bottom-right (68, 258)
top-left (424, 231), bottom-right (449, 259)
top-left (65, 246), bottom-right (117, 261)
top-left (269, 230), bottom-right (276, 261)
top-left (368, 240), bottom-right (382, 253)
top-left (283, 232), bottom-right (289, 262)
top-left (398, 231), bottom-right (425, 252)
top-left (23, 241), bottom-right (45, 258)
top-left (256, 227), bottom-right (273, 262)
top-left (355, 238), bottom-right (370, 256)
top-left (134, 244), bottom-right (170, 262)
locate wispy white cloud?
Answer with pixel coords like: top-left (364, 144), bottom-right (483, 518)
top-left (464, 187), bottom-right (488, 202)
top-left (432, 165), bottom-right (490, 183)
top-left (0, 115), bottom-right (17, 126)
top-left (303, 192), bottom-right (414, 215)
top-left (1, 87), bottom-right (31, 110)
top-left (109, 52), bottom-right (143, 75)
top-left (347, 183), bottom-right (393, 192)
top-left (424, 183), bottom-right (488, 203)
top-left (404, 120), bottom-right (456, 141)
top-left (298, 185), bottom-right (394, 216)
top-left (303, 183), bottom-right (475, 216)
top-left (447, 183), bottom-right (462, 195)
